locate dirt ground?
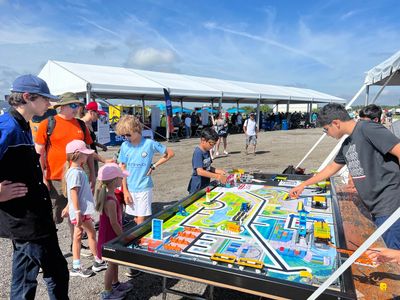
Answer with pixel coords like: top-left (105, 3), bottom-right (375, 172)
top-left (0, 128), bottom-right (338, 300)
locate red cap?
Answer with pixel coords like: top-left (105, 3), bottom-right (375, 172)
top-left (85, 101), bottom-right (106, 115)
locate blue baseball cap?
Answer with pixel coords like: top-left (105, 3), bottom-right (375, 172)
top-left (10, 74), bottom-right (59, 100)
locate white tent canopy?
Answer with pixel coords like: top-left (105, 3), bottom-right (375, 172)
top-left (38, 60), bottom-right (345, 104)
top-left (364, 49), bottom-right (400, 86)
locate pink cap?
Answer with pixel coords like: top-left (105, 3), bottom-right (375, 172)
top-left (98, 163), bottom-right (129, 181)
top-left (66, 140), bottom-right (95, 155)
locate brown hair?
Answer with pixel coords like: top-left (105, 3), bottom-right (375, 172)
top-left (115, 115), bottom-right (142, 136)
top-left (8, 92), bottom-right (40, 106)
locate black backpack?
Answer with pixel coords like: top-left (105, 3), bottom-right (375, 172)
top-left (45, 116), bottom-right (88, 151)
top-left (282, 165), bottom-right (305, 175)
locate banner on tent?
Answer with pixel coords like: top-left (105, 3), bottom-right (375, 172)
top-left (163, 89), bottom-right (174, 136)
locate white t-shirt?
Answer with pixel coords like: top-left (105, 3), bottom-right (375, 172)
top-left (65, 167), bottom-right (95, 220)
top-left (244, 118), bottom-right (257, 136)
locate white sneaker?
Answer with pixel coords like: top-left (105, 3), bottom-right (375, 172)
top-left (70, 267), bottom-right (94, 278)
top-left (223, 150), bottom-right (228, 155)
top-left (215, 152), bottom-right (219, 156)
top-left (92, 260), bottom-right (108, 272)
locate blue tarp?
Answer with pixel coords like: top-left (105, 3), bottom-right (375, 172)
top-left (195, 107), bottom-right (219, 113)
top-left (155, 104), bottom-right (193, 114)
top-left (227, 108), bottom-right (245, 113)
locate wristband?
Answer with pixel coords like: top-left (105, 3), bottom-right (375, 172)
top-left (75, 210), bottom-right (81, 213)
top-left (150, 163), bottom-right (156, 170)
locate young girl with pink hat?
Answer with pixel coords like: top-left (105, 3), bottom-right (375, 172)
top-left (95, 163), bottom-right (133, 300)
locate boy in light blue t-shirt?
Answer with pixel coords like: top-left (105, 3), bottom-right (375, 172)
top-left (116, 115), bottom-right (174, 225)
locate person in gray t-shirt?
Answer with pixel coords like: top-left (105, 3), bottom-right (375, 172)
top-left (289, 103), bottom-right (400, 249)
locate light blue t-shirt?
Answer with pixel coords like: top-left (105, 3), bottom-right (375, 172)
top-left (65, 167), bottom-right (95, 221)
top-left (118, 137), bottom-right (167, 192)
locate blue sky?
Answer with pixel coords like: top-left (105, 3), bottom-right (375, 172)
top-left (1, 0), bottom-right (400, 105)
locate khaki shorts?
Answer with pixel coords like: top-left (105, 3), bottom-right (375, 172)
top-left (48, 180), bottom-right (67, 224)
top-left (246, 135), bottom-right (257, 145)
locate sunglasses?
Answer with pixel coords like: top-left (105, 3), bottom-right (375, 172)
top-left (121, 133), bottom-right (131, 138)
top-left (68, 103), bottom-right (79, 109)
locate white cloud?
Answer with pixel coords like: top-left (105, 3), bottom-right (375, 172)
top-left (127, 48), bottom-right (177, 67)
top-left (0, 22), bottom-right (51, 45)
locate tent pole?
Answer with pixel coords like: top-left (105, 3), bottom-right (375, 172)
top-left (141, 97), bottom-right (145, 120)
top-left (286, 99), bottom-right (290, 114)
top-left (180, 99), bottom-right (183, 113)
top-left (86, 83), bottom-right (91, 104)
top-left (219, 93), bottom-right (223, 111)
top-left (295, 133), bottom-right (327, 169)
top-left (371, 70), bottom-right (398, 104)
top-left (365, 85), bottom-right (369, 105)
top-left (345, 84), bottom-right (367, 109)
top-left (236, 99), bottom-right (239, 112)
top-left (295, 84), bottom-right (366, 169)
top-left (256, 95), bottom-right (261, 124)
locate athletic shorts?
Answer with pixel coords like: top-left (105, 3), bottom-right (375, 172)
top-left (125, 189), bottom-right (153, 217)
top-left (246, 135), bottom-right (257, 145)
top-left (71, 214), bottom-right (93, 225)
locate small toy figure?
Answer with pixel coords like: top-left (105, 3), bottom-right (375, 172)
top-left (311, 195), bottom-right (328, 209)
top-left (240, 202), bottom-right (250, 213)
top-left (240, 173), bottom-right (254, 183)
top-left (226, 221), bottom-right (241, 233)
top-left (205, 187), bottom-right (211, 203)
top-left (177, 205), bottom-right (189, 217)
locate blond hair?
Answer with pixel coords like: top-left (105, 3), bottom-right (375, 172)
top-left (115, 115), bottom-right (142, 136)
top-left (61, 152), bottom-right (81, 197)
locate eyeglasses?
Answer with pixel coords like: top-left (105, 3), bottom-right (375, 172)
top-left (121, 133), bottom-right (131, 138)
top-left (208, 141), bottom-right (216, 146)
top-left (68, 103), bottom-right (79, 109)
top-left (322, 123), bottom-right (333, 134)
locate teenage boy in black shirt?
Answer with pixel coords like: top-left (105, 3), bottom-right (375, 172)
top-left (290, 103), bottom-right (400, 249)
top-left (0, 75), bottom-right (69, 299)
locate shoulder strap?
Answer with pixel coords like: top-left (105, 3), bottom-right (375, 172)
top-left (76, 118), bottom-right (88, 142)
top-left (46, 117), bottom-right (89, 150)
top-left (45, 116), bottom-right (56, 151)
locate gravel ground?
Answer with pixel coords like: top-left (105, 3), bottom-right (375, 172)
top-left (0, 128), bottom-right (337, 300)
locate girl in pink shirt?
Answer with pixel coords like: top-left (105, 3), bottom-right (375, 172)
top-left (95, 163), bottom-right (132, 300)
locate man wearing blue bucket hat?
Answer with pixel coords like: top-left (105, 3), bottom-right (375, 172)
top-left (0, 74), bottom-right (69, 299)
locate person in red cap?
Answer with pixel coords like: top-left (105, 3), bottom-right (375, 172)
top-left (81, 101), bottom-right (110, 174)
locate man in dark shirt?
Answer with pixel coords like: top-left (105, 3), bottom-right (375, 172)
top-left (0, 74), bottom-right (69, 299)
top-left (289, 103), bottom-right (400, 249)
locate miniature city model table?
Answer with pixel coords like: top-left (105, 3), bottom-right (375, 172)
top-left (102, 173), bottom-right (358, 300)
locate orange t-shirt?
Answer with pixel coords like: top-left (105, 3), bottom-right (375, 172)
top-left (36, 115), bottom-right (93, 180)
